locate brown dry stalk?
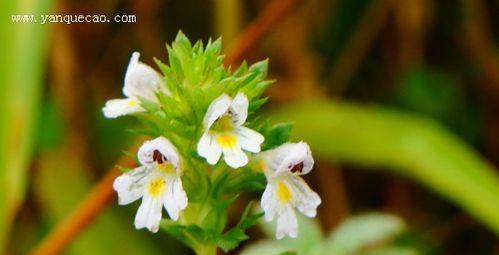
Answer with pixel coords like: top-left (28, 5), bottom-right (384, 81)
top-left (28, 0), bottom-right (301, 254)
top-left (461, 0), bottom-right (499, 98)
top-left (223, 0), bottom-right (300, 66)
top-left (29, 156), bottom-right (134, 255)
top-left (328, 0), bottom-right (394, 96)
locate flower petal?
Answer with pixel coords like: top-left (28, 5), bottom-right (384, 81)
top-left (134, 192), bottom-right (163, 233)
top-left (163, 176), bottom-right (188, 221)
top-left (197, 133), bottom-right (223, 165)
top-left (203, 94), bottom-right (231, 129)
top-left (138, 136), bottom-right (181, 170)
top-left (236, 126), bottom-right (264, 153)
top-left (263, 142), bottom-right (314, 176)
top-left (113, 166), bottom-right (151, 205)
top-left (276, 206), bottom-right (298, 239)
top-left (288, 176), bottom-right (321, 218)
top-left (261, 183), bottom-right (278, 222)
top-left (123, 52), bottom-right (167, 101)
top-left (102, 97), bottom-right (144, 118)
top-left (222, 145), bottom-right (248, 168)
top-left (229, 92), bottom-right (249, 126)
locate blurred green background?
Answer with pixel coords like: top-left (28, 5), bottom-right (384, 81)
top-left (1, 0), bottom-right (499, 254)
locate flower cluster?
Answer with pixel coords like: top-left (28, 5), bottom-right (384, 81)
top-left (102, 33), bottom-right (321, 252)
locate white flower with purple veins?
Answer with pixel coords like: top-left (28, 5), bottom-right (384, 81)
top-left (259, 142), bottom-right (321, 239)
top-left (113, 136), bottom-right (187, 233)
top-left (197, 93), bottom-right (264, 168)
top-left (102, 52), bottom-right (168, 118)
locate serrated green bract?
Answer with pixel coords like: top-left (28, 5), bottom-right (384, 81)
top-left (218, 202), bottom-right (264, 252)
top-left (261, 122), bottom-right (294, 150)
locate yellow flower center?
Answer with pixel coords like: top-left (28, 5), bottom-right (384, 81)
top-left (156, 162), bottom-right (176, 174)
top-left (217, 134), bottom-right (237, 149)
top-left (147, 178), bottom-right (166, 198)
top-left (127, 99), bottom-right (138, 107)
top-left (276, 181), bottom-right (292, 204)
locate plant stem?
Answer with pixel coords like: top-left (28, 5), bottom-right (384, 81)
top-left (195, 245), bottom-right (217, 255)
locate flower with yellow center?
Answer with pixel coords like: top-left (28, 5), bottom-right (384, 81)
top-left (197, 93), bottom-right (264, 168)
top-left (102, 52), bottom-right (168, 118)
top-left (113, 136), bottom-right (187, 233)
top-left (258, 142), bottom-right (321, 239)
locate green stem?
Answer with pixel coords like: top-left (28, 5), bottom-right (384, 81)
top-left (194, 244), bottom-right (217, 255)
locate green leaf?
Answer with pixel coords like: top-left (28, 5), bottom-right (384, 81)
top-left (324, 213), bottom-right (406, 255)
top-left (240, 240), bottom-right (293, 255)
top-left (262, 122), bottom-right (294, 150)
top-left (270, 100), bottom-right (499, 236)
top-left (279, 252), bottom-right (299, 255)
top-left (365, 246), bottom-right (419, 255)
top-left (0, 0), bottom-right (54, 249)
top-left (236, 202), bottom-right (264, 229)
top-left (217, 202), bottom-right (264, 252)
top-left (222, 168), bottom-right (266, 194)
top-left (218, 228), bottom-right (248, 252)
top-left (160, 220), bottom-right (213, 249)
top-left (248, 59), bottom-right (269, 78)
top-left (249, 97), bottom-right (268, 113)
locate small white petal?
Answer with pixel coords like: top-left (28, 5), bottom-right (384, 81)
top-left (123, 52), bottom-right (167, 101)
top-left (229, 92), bottom-right (249, 126)
top-left (263, 142), bottom-right (314, 176)
top-left (236, 126), bottom-right (264, 153)
top-left (261, 183), bottom-right (277, 222)
top-left (102, 98), bottom-right (144, 118)
top-left (276, 206), bottom-right (298, 239)
top-left (197, 133), bottom-right (223, 165)
top-left (113, 166), bottom-right (151, 205)
top-left (203, 94), bottom-right (232, 129)
top-left (163, 177), bottom-right (188, 221)
top-left (138, 136), bottom-right (181, 170)
top-left (222, 145), bottom-right (248, 168)
top-left (134, 193), bottom-right (163, 233)
top-left (288, 177), bottom-right (321, 218)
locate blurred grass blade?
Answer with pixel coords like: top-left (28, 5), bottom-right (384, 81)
top-left (240, 240), bottom-right (294, 255)
top-left (365, 247), bottom-right (419, 255)
top-left (324, 213), bottom-right (406, 254)
top-left (0, 0), bottom-right (53, 250)
top-left (270, 100), bottom-right (499, 236)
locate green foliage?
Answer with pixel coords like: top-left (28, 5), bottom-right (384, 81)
top-left (270, 100), bottom-right (499, 236)
top-left (36, 98), bottom-right (66, 150)
top-left (324, 213), bottom-right (406, 254)
top-left (279, 252), bottom-right (299, 255)
top-left (160, 202), bottom-right (263, 253)
top-left (218, 202), bottom-right (264, 252)
top-left (0, 0), bottom-right (54, 250)
top-left (261, 122), bottom-right (294, 150)
top-left (241, 213), bottom-right (412, 255)
top-left (391, 66), bottom-right (481, 145)
top-left (148, 32), bottom-right (270, 144)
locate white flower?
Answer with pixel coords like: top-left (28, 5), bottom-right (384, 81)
top-left (197, 93), bottom-right (264, 168)
top-left (258, 142), bottom-right (321, 239)
top-left (113, 136), bottom-right (188, 233)
top-left (103, 52), bottom-right (168, 118)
